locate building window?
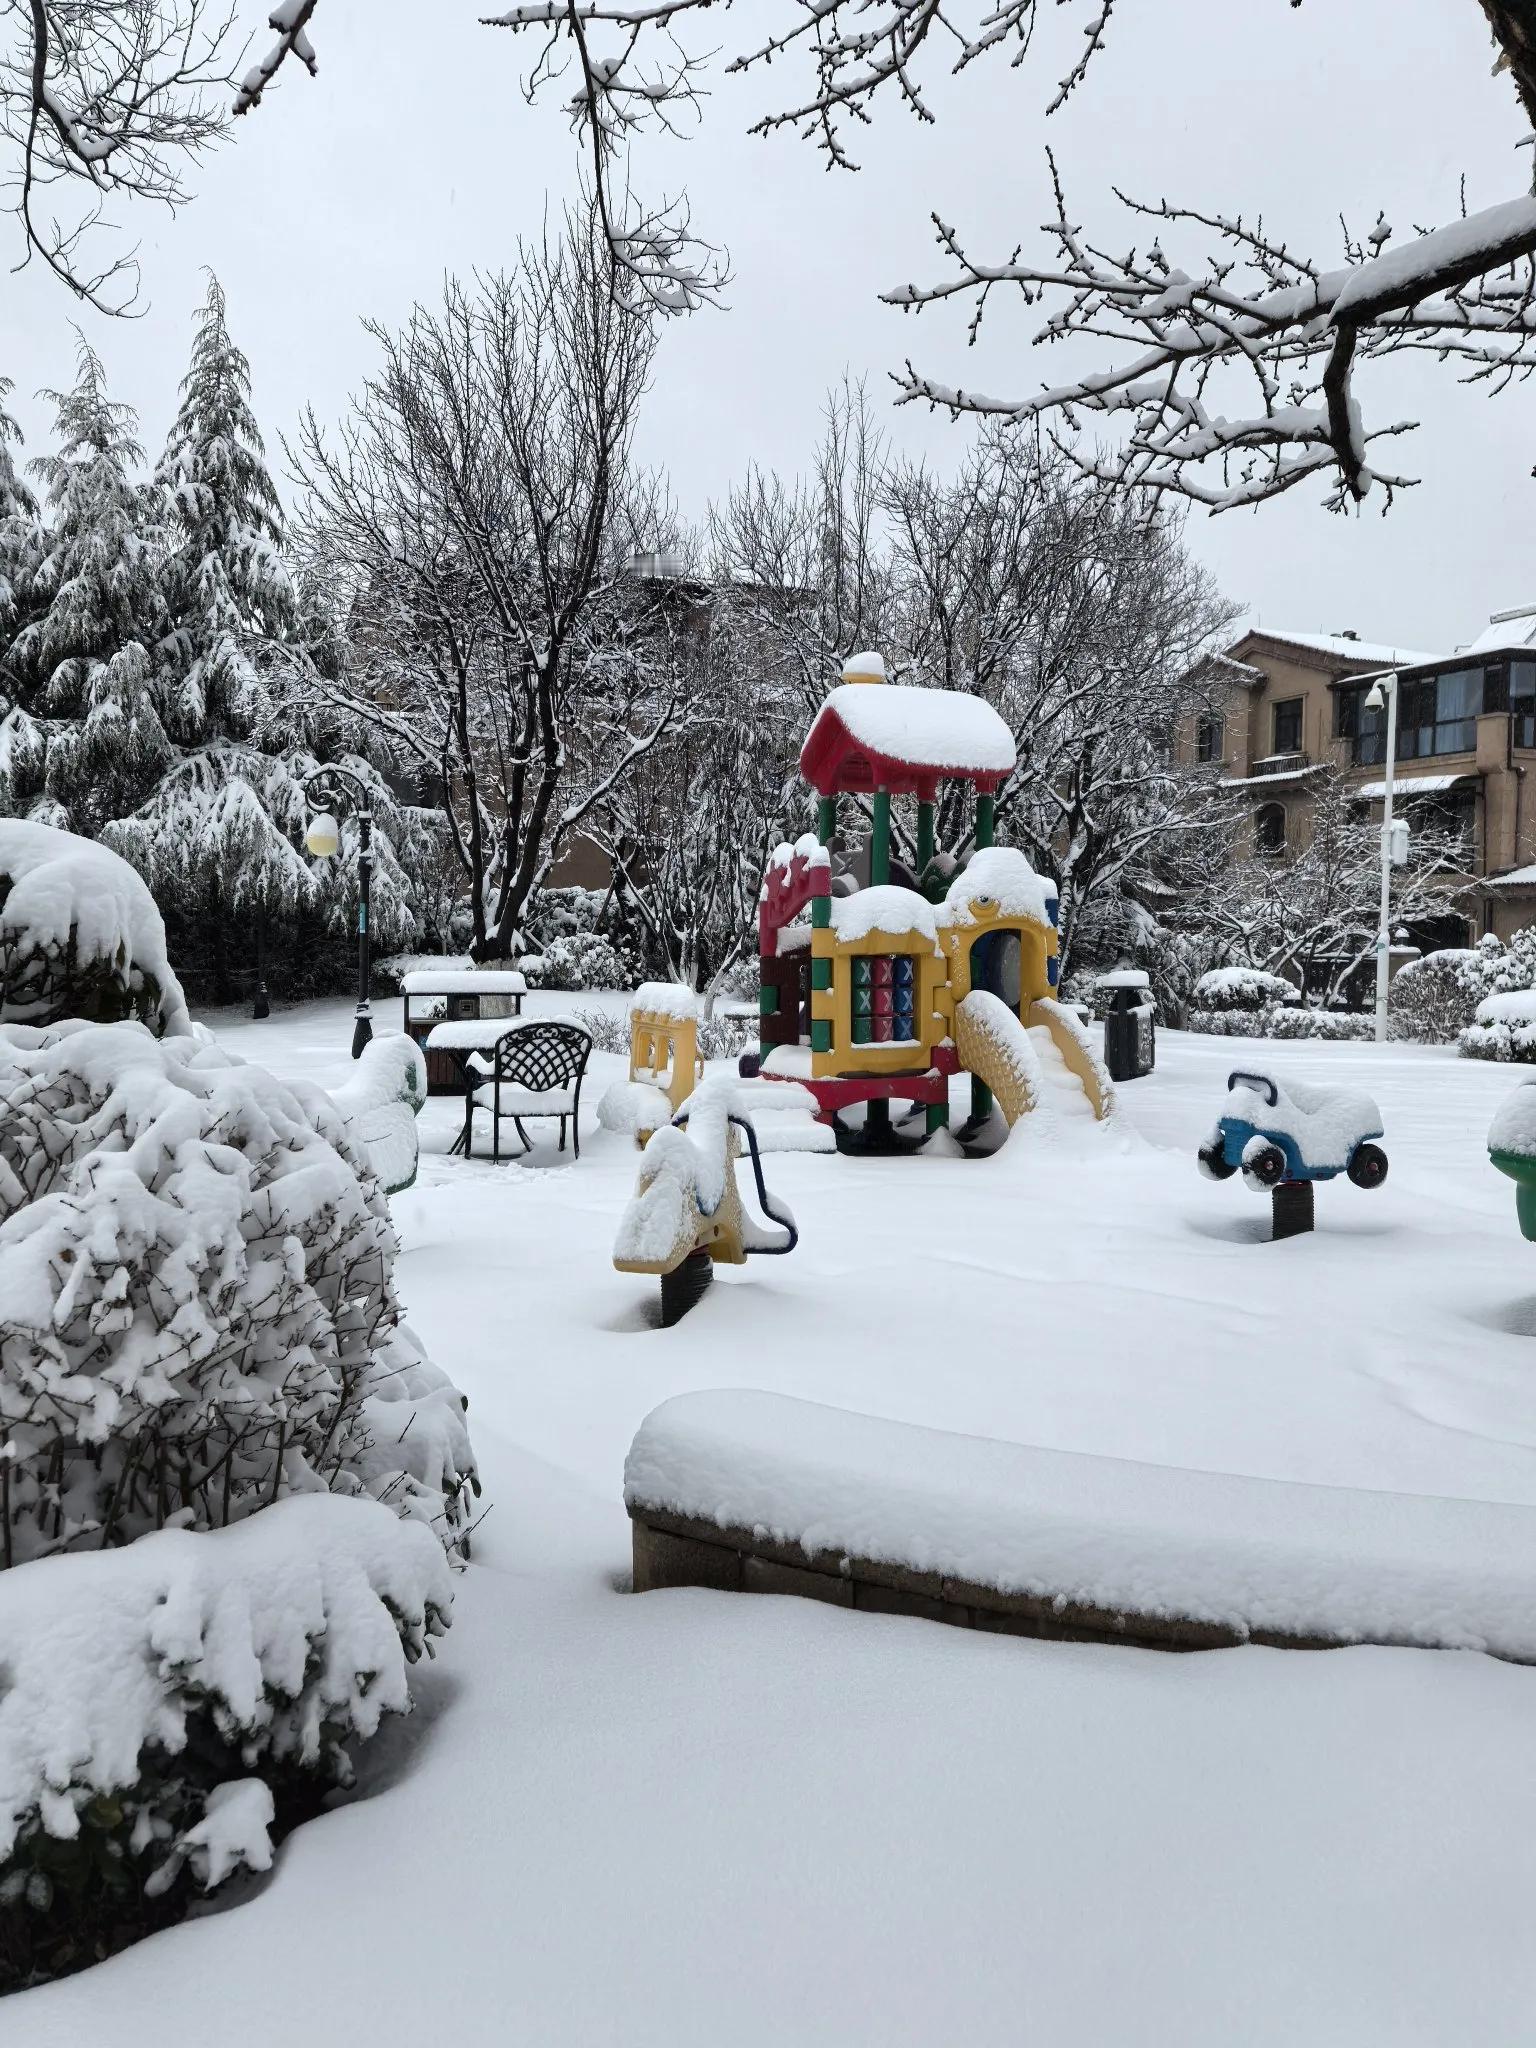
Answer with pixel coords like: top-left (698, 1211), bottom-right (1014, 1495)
top-left (1398, 669), bottom-right (1481, 760)
top-left (1512, 660), bottom-right (1536, 749)
top-left (1352, 665), bottom-right (1495, 766)
top-left (1196, 712), bottom-right (1224, 764)
top-left (1255, 803), bottom-right (1286, 855)
top-left (1406, 788), bottom-right (1476, 862)
top-left (1272, 699), bottom-right (1303, 755)
top-left (1335, 686), bottom-right (1362, 742)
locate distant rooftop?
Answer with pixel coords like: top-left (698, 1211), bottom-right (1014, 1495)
top-left (1240, 628), bottom-right (1440, 669)
top-left (1461, 605), bottom-right (1536, 658)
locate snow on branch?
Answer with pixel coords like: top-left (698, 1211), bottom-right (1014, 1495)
top-left (3, 0), bottom-right (244, 313)
top-left (232, 0), bottom-right (320, 116)
top-left (478, 0), bottom-right (1118, 306)
top-left (888, 162), bottom-right (1536, 513)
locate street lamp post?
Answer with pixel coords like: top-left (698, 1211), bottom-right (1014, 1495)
top-left (1364, 671), bottom-right (1400, 1044)
top-left (304, 765), bottom-right (374, 1059)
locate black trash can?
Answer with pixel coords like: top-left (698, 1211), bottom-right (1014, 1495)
top-left (1098, 971), bottom-right (1155, 1082)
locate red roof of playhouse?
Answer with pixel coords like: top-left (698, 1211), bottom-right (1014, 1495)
top-left (799, 683), bottom-right (1017, 799)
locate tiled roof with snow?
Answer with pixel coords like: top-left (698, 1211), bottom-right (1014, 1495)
top-left (1242, 630), bottom-right (1439, 669)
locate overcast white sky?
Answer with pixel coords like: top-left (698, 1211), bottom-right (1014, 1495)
top-left (3, 0), bottom-right (1531, 655)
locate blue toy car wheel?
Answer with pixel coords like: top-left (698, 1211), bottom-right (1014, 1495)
top-left (1347, 1141), bottom-right (1388, 1190)
top-left (1198, 1139), bottom-right (1237, 1181)
top-left (1242, 1141), bottom-right (1288, 1191)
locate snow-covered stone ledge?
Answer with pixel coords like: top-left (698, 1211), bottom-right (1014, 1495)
top-left (625, 1392), bottom-right (1536, 1661)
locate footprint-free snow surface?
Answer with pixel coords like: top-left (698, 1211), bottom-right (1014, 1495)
top-left (19, 995), bottom-right (1536, 2047)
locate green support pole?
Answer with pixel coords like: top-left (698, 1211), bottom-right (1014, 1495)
top-left (971, 785), bottom-right (996, 1124)
top-left (816, 793), bottom-right (836, 847)
top-left (811, 882), bottom-right (832, 1055)
top-left (863, 785), bottom-right (893, 1141)
top-left (916, 797), bottom-right (935, 893)
top-left (870, 789), bottom-right (891, 886)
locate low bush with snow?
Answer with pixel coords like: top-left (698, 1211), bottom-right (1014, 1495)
top-left (0, 819), bottom-right (190, 1038)
top-left (374, 951), bottom-right (474, 995)
top-left (1462, 989), bottom-right (1536, 1062)
top-left (1190, 966), bottom-right (1297, 1014)
top-left (0, 1494), bottom-right (451, 1990)
top-left (528, 930), bottom-right (634, 992)
top-left (1389, 943), bottom-right (1498, 1044)
top-left (1268, 1008), bottom-right (1375, 1042)
top-left (0, 1020), bottom-right (477, 1566)
top-left (1186, 1001), bottom-right (1374, 1041)
top-left (573, 1002), bottom-right (756, 1065)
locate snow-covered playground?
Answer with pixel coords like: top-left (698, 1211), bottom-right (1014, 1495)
top-left (17, 991), bottom-right (1536, 2047)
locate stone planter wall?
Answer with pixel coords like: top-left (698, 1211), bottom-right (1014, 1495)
top-left (628, 1505), bottom-right (1344, 1654)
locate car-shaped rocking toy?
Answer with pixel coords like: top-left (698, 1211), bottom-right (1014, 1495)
top-left (1197, 1070), bottom-right (1388, 1192)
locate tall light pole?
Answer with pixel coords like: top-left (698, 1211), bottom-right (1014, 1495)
top-left (1364, 671), bottom-right (1400, 1044)
top-left (304, 765), bottom-right (374, 1059)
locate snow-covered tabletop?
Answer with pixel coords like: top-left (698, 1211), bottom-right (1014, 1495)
top-left (627, 1391), bottom-right (1536, 1659)
top-left (402, 969), bottom-right (528, 995)
top-left (424, 1019), bottom-right (529, 1052)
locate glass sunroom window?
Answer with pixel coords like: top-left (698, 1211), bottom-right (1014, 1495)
top-left (1513, 661), bottom-right (1536, 748)
top-left (1357, 667), bottom-right (1487, 764)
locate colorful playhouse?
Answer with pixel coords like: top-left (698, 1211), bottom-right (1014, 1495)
top-left (754, 655), bottom-right (1112, 1142)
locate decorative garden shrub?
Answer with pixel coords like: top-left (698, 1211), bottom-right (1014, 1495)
top-left (1390, 940), bottom-right (1500, 1044)
top-left (1190, 966), bottom-right (1297, 1013)
top-left (528, 929), bottom-right (633, 992)
top-left (0, 1017), bottom-right (477, 1986)
top-left (0, 1019), bottom-right (477, 1564)
top-left (0, 1494), bottom-right (451, 1990)
top-left (1462, 990), bottom-right (1536, 1062)
top-left (0, 819), bottom-right (191, 1037)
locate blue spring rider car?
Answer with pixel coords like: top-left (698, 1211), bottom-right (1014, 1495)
top-left (1198, 1070), bottom-right (1388, 1192)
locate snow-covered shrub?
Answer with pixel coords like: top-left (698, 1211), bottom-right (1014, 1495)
top-left (572, 1003), bottom-right (756, 1064)
top-left (1479, 925), bottom-right (1536, 997)
top-left (1390, 943), bottom-right (1496, 1044)
top-left (329, 1032), bottom-right (427, 1194)
top-left (374, 951), bottom-right (474, 995)
top-left (527, 885), bottom-right (610, 945)
top-left (1267, 1007), bottom-right (1375, 1042)
top-left (1462, 990), bottom-right (1536, 1062)
top-left (0, 1494), bottom-right (450, 1990)
top-left (1190, 966), bottom-right (1296, 1013)
top-left (1185, 1008), bottom-right (1276, 1038)
top-left (0, 819), bottom-right (190, 1037)
top-left (0, 1020), bottom-right (477, 1566)
top-left (527, 930), bottom-right (633, 992)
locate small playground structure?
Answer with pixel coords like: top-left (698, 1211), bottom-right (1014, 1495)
top-left (1199, 1070), bottom-right (1387, 1239)
top-left (613, 1077), bottom-right (800, 1325)
top-left (599, 981), bottom-right (705, 1146)
top-left (754, 653), bottom-right (1112, 1145)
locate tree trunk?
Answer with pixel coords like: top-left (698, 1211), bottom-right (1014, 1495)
top-left (1476, 0), bottom-right (1536, 129)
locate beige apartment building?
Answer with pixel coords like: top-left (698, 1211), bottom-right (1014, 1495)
top-left (1181, 610), bottom-right (1536, 946)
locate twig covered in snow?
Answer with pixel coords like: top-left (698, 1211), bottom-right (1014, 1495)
top-left (1, 1), bottom-right (242, 312)
top-left (889, 166), bottom-right (1536, 513)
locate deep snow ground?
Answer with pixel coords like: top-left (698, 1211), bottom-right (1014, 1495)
top-left (18, 1001), bottom-right (1536, 2044)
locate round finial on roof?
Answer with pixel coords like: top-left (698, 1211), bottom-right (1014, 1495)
top-left (840, 649), bottom-right (886, 686)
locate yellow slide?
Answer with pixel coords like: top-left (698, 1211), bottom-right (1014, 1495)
top-left (955, 992), bottom-right (1114, 1126)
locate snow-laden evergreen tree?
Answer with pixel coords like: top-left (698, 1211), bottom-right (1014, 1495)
top-left (99, 278), bottom-right (431, 989)
top-left (156, 272), bottom-right (294, 741)
top-left (8, 344), bottom-right (168, 836)
top-left (104, 274), bottom-right (317, 954)
top-left (0, 381), bottom-right (42, 780)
